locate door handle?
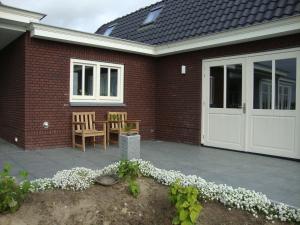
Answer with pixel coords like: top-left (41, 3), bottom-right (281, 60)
top-left (242, 103), bottom-right (246, 114)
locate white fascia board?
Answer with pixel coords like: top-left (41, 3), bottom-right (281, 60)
top-left (29, 16), bottom-right (300, 57)
top-left (30, 23), bottom-right (156, 56)
top-left (155, 16), bottom-right (300, 56)
top-left (0, 21), bottom-right (26, 32)
top-left (0, 4), bottom-right (45, 24)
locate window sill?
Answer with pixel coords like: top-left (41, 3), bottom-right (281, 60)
top-left (70, 102), bottom-right (126, 107)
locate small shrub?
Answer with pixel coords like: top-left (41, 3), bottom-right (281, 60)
top-left (117, 160), bottom-right (140, 180)
top-left (117, 160), bottom-right (140, 198)
top-left (169, 180), bottom-right (203, 225)
top-left (0, 163), bottom-right (31, 213)
top-left (128, 179), bottom-right (140, 198)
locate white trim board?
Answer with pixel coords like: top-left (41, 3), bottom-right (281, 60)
top-left (202, 47), bottom-right (300, 63)
top-left (156, 16), bottom-right (300, 56)
top-left (0, 4), bottom-right (45, 24)
top-left (29, 16), bottom-right (300, 57)
top-left (1, 3), bottom-right (300, 57)
top-left (30, 23), bottom-right (155, 56)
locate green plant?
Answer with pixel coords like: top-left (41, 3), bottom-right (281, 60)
top-left (117, 160), bottom-right (140, 198)
top-left (117, 160), bottom-right (140, 180)
top-left (128, 179), bottom-right (140, 198)
top-left (123, 123), bottom-right (134, 134)
top-left (169, 180), bottom-right (203, 225)
top-left (0, 163), bottom-right (31, 213)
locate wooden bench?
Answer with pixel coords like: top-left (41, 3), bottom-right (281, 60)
top-left (72, 112), bottom-right (106, 152)
top-left (107, 112), bottom-right (140, 145)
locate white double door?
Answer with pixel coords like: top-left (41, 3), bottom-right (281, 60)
top-left (202, 49), bottom-right (300, 159)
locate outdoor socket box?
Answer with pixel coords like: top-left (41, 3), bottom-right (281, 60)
top-left (43, 121), bottom-right (49, 129)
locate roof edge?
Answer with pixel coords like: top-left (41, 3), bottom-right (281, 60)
top-left (0, 3), bottom-right (46, 23)
top-left (155, 15), bottom-right (300, 56)
top-left (30, 23), bottom-right (155, 56)
top-left (29, 15), bottom-right (300, 57)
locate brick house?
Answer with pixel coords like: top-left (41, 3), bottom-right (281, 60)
top-left (0, 1), bottom-right (300, 159)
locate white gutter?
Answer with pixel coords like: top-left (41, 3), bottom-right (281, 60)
top-left (30, 15), bottom-right (300, 57)
top-left (1, 3), bottom-right (300, 57)
top-left (155, 16), bottom-right (300, 56)
top-left (30, 23), bottom-right (156, 56)
top-left (0, 4), bottom-right (45, 24)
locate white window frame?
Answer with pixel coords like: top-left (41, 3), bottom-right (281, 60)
top-left (70, 59), bottom-right (124, 104)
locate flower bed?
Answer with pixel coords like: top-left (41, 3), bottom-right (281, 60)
top-left (30, 159), bottom-right (300, 223)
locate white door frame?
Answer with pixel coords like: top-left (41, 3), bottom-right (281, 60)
top-left (202, 47), bottom-right (300, 159)
top-left (202, 58), bottom-right (246, 151)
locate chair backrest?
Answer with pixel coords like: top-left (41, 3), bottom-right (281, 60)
top-left (107, 112), bottom-right (127, 130)
top-left (72, 112), bottom-right (95, 131)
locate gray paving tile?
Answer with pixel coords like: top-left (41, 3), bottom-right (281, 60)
top-left (0, 138), bottom-right (299, 207)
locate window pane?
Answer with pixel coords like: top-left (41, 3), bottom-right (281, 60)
top-left (275, 58), bottom-right (296, 110)
top-left (84, 66), bottom-right (93, 96)
top-left (253, 61), bottom-right (272, 109)
top-left (144, 7), bottom-right (162, 24)
top-left (104, 26), bottom-right (114, 36)
top-left (100, 68), bottom-right (108, 96)
top-left (210, 66), bottom-right (224, 108)
top-left (73, 65), bottom-right (82, 95)
top-left (226, 64), bottom-right (242, 108)
top-left (110, 69), bottom-right (118, 97)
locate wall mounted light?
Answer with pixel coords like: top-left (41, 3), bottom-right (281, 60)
top-left (181, 65), bottom-right (186, 75)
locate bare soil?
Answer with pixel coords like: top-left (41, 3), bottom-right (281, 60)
top-left (0, 178), bottom-right (296, 225)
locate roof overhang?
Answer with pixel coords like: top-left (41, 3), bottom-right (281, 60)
top-left (1, 3), bottom-right (300, 56)
top-left (155, 15), bottom-right (300, 56)
top-left (30, 23), bottom-right (155, 56)
top-left (0, 4), bottom-right (45, 50)
top-left (29, 15), bottom-right (300, 57)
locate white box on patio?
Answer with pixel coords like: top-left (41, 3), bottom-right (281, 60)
top-left (119, 134), bottom-right (141, 160)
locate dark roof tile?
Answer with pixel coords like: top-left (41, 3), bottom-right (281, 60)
top-left (284, 5), bottom-right (294, 15)
top-left (296, 2), bottom-right (300, 12)
top-left (96, 0), bottom-right (300, 45)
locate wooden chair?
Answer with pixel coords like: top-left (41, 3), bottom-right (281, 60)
top-left (107, 112), bottom-right (140, 145)
top-left (72, 112), bottom-right (106, 152)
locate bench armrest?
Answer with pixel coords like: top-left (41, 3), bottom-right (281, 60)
top-left (72, 122), bottom-right (85, 125)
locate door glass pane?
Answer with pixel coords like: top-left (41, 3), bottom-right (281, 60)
top-left (84, 66), bottom-right (94, 96)
top-left (275, 58), bottom-right (296, 110)
top-left (210, 66), bottom-right (224, 108)
top-left (226, 64), bottom-right (242, 108)
top-left (100, 68), bottom-right (108, 96)
top-left (253, 61), bottom-right (272, 109)
top-left (73, 65), bottom-right (82, 95)
top-left (110, 69), bottom-right (118, 97)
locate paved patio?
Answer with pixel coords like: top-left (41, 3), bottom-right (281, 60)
top-left (0, 138), bottom-right (299, 208)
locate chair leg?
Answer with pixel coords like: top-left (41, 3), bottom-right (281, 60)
top-left (93, 136), bottom-right (96, 149)
top-left (103, 135), bottom-right (106, 151)
top-left (72, 132), bottom-right (75, 148)
top-left (82, 136), bottom-right (85, 152)
top-left (107, 130), bottom-right (110, 146)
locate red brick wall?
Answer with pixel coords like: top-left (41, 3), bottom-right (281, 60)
top-left (1, 32), bottom-right (300, 150)
top-left (24, 33), bottom-right (157, 149)
top-left (156, 33), bottom-right (300, 144)
top-left (0, 35), bottom-right (26, 148)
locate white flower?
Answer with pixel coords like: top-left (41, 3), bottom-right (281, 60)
top-left (29, 159), bottom-right (300, 222)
